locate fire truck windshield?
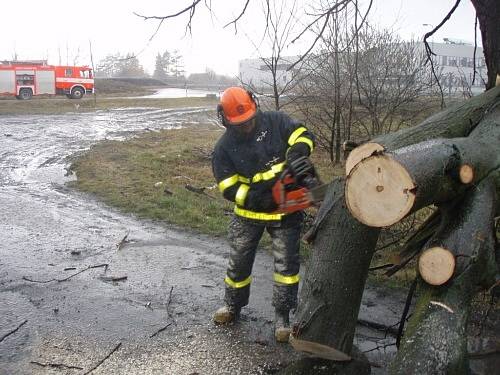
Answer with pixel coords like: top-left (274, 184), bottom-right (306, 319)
top-left (80, 70), bottom-right (93, 79)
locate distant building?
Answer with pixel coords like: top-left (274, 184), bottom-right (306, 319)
top-left (239, 41), bottom-right (487, 96)
top-left (425, 40), bottom-right (486, 94)
top-left (238, 56), bottom-right (299, 93)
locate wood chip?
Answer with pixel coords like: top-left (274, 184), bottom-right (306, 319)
top-left (430, 301), bottom-right (454, 313)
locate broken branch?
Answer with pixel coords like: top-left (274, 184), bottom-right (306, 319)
top-left (22, 264), bottom-right (108, 284)
top-left (117, 231), bottom-right (130, 250)
top-left (83, 342), bottom-right (122, 375)
top-left (30, 361), bottom-right (83, 370)
top-left (0, 319), bottom-right (27, 343)
top-left (149, 323), bottom-right (173, 338)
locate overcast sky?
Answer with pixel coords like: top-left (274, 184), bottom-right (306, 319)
top-left (0, 0), bottom-right (478, 76)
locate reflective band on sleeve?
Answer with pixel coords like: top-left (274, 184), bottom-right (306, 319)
top-left (288, 127), bottom-right (307, 146)
top-left (251, 162), bottom-right (286, 183)
top-left (235, 184), bottom-right (250, 206)
top-left (234, 206), bottom-right (284, 221)
top-left (274, 273), bottom-right (300, 285)
top-left (225, 275), bottom-right (252, 288)
top-left (218, 174), bottom-right (250, 192)
top-left (295, 136), bottom-right (314, 151)
top-left (218, 175), bottom-right (239, 192)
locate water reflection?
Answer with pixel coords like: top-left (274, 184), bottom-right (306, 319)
top-left (141, 87), bottom-right (220, 99)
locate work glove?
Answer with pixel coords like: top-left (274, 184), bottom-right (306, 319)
top-left (288, 156), bottom-right (316, 185)
top-left (286, 143), bottom-right (310, 164)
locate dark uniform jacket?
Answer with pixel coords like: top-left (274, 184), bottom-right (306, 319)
top-left (212, 110), bottom-right (315, 225)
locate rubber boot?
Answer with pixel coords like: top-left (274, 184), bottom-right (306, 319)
top-left (274, 309), bottom-right (291, 343)
top-left (213, 305), bottom-right (240, 324)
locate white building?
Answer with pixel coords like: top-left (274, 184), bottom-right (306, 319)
top-left (426, 41), bottom-right (486, 94)
top-left (239, 41), bottom-right (487, 95)
top-left (238, 56), bottom-right (299, 93)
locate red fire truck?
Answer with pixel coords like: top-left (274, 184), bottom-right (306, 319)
top-left (0, 60), bottom-right (94, 100)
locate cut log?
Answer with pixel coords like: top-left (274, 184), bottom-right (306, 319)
top-left (346, 154), bottom-right (416, 227)
top-left (346, 103), bottom-right (500, 227)
top-left (389, 176), bottom-right (498, 375)
top-left (458, 164), bottom-right (474, 184)
top-left (418, 247), bottom-right (456, 286)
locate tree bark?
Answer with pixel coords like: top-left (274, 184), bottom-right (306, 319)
top-left (470, 0), bottom-right (500, 90)
top-left (279, 179), bottom-right (380, 374)
top-left (389, 175), bottom-right (498, 374)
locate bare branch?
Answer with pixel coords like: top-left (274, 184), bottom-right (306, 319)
top-left (224, 0), bottom-right (251, 32)
top-left (396, 277), bottom-right (417, 348)
top-left (134, 0), bottom-right (203, 21)
top-left (423, 0), bottom-right (462, 108)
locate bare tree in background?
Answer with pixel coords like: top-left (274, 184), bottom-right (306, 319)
top-left (354, 27), bottom-right (435, 137)
top-left (295, 15), bottom-right (432, 163)
top-left (240, 0), bottom-right (303, 111)
top-left (295, 10), bottom-right (358, 163)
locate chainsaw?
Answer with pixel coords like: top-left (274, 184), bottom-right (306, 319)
top-left (272, 169), bottom-right (328, 214)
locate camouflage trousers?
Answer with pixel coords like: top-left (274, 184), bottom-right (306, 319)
top-left (223, 215), bottom-right (302, 313)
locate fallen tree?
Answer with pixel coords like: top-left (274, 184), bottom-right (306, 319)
top-left (280, 86), bottom-right (500, 375)
top-left (389, 175), bottom-right (498, 374)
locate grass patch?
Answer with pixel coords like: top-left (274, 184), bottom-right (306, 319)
top-left (69, 124), bottom-right (233, 236)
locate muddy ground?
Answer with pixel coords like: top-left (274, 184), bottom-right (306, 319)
top-left (0, 106), bottom-right (497, 374)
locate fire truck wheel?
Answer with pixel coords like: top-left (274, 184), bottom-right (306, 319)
top-left (70, 87), bottom-right (85, 99)
top-left (18, 88), bottom-right (33, 100)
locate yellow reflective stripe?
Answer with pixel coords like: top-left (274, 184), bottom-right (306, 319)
top-left (235, 184), bottom-right (250, 206)
top-left (295, 136), bottom-right (314, 151)
top-left (218, 175), bottom-right (239, 192)
top-left (234, 206), bottom-right (284, 221)
top-left (225, 276), bottom-right (252, 288)
top-left (288, 127), bottom-right (307, 146)
top-left (274, 273), bottom-right (300, 285)
top-left (218, 174), bottom-right (250, 192)
top-left (251, 162), bottom-right (286, 183)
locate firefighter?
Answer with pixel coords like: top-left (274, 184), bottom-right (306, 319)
top-left (211, 86), bottom-right (315, 343)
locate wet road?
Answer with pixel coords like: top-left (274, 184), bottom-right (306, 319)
top-left (0, 106), bottom-right (403, 374)
top-left (0, 107), bottom-right (305, 375)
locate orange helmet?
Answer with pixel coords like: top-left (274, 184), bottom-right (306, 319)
top-left (218, 87), bottom-right (257, 125)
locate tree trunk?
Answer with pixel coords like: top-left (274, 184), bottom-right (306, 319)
top-left (471, 0), bottom-right (500, 90)
top-left (346, 103), bottom-right (500, 227)
top-left (279, 179), bottom-right (380, 374)
top-left (389, 176), bottom-right (498, 374)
